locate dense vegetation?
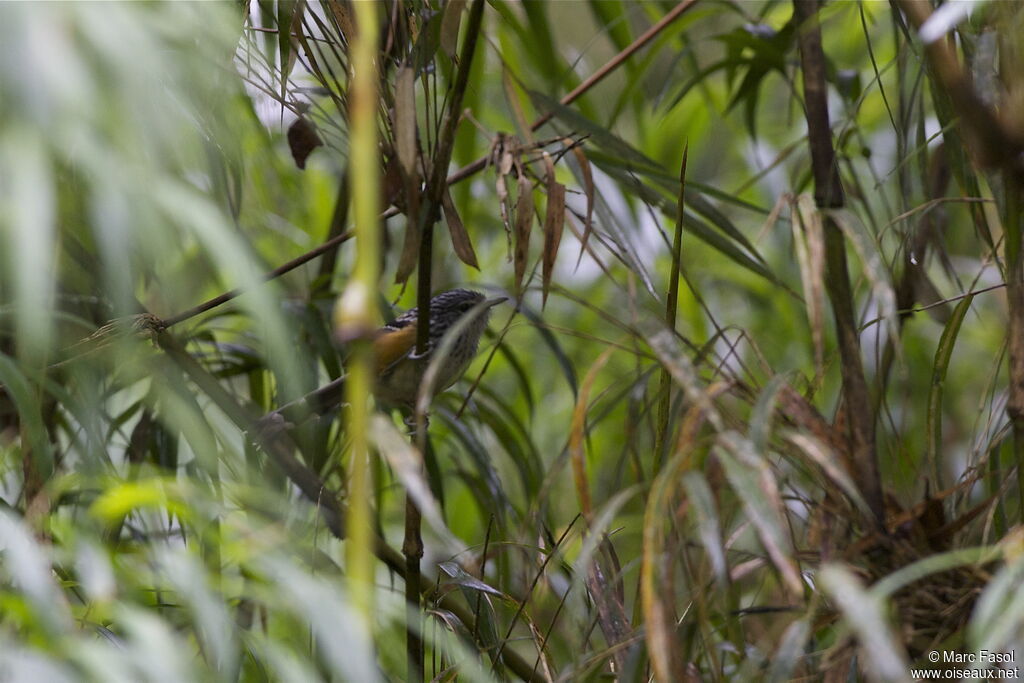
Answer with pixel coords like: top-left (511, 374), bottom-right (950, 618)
top-left (2, 1), bottom-right (1024, 681)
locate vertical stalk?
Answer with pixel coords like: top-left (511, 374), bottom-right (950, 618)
top-left (654, 145), bottom-right (688, 469)
top-left (341, 0), bottom-right (380, 634)
top-left (403, 3), bottom-right (486, 680)
top-left (793, 0), bottom-right (884, 523)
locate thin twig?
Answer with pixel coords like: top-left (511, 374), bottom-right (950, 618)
top-left (437, 0), bottom-right (699, 189)
top-left (162, 229), bottom-right (354, 328)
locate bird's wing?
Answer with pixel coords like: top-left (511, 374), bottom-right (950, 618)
top-left (373, 321), bottom-right (418, 375)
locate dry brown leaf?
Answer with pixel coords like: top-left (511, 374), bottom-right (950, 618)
top-left (498, 147), bottom-right (514, 176)
top-left (542, 153), bottom-right (565, 307)
top-left (496, 173), bottom-right (510, 233)
top-left (441, 188), bottom-right (479, 269)
top-left (493, 134), bottom-right (514, 234)
top-left (394, 67), bottom-right (417, 176)
top-left (513, 174), bottom-right (533, 294)
top-left (391, 67), bottom-right (423, 284)
top-left (287, 115), bottom-right (322, 170)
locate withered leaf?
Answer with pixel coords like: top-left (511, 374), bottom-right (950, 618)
top-left (514, 174), bottom-right (533, 294)
top-left (287, 114), bottom-right (323, 170)
top-left (542, 186), bottom-right (566, 306)
top-left (496, 172), bottom-right (511, 234)
top-left (494, 135), bottom-right (512, 233)
top-left (394, 67), bottom-right (417, 176)
top-left (542, 152), bottom-right (565, 307)
top-left (441, 188), bottom-right (479, 269)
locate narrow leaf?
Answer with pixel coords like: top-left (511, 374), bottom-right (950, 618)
top-left (793, 194), bottom-right (826, 376)
top-left (717, 432), bottom-right (803, 597)
top-left (502, 67), bottom-right (534, 143)
top-left (784, 431), bottom-right (872, 517)
top-left (437, 561), bottom-right (509, 600)
top-left (394, 66), bottom-right (417, 176)
top-left (830, 208), bottom-right (899, 354)
top-left (927, 294), bottom-right (974, 485)
top-left (819, 565), bottom-right (910, 681)
top-left (439, 0), bottom-right (466, 57)
top-left (541, 152), bottom-right (565, 307)
top-left (513, 173), bottom-right (533, 294)
top-left (570, 348), bottom-right (614, 520)
top-left (683, 472), bottom-right (728, 586)
top-left (569, 141), bottom-right (595, 269)
top-left (441, 187), bottom-right (479, 268)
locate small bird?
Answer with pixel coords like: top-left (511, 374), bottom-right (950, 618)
top-left (371, 288), bottom-right (505, 408)
top-left (252, 289), bottom-right (503, 438)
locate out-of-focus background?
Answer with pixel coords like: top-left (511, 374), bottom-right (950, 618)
top-left (1, 1), bottom-right (1022, 680)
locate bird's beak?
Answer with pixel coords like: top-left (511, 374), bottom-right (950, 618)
top-left (483, 296), bottom-right (508, 308)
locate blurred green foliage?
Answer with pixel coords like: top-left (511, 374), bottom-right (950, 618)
top-left (2, 1), bottom-right (1024, 681)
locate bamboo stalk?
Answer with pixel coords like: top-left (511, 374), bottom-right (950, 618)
top-left (342, 0), bottom-right (381, 635)
top-left (793, 0), bottom-right (884, 524)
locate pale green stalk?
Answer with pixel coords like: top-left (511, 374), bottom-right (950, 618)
top-left (340, 0), bottom-right (380, 630)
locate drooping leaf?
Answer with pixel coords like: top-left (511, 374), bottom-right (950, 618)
top-left (439, 0), bottom-right (466, 58)
top-left (513, 173), bottom-right (533, 294)
top-left (441, 187), bottom-right (480, 268)
top-left (541, 152), bottom-right (565, 307)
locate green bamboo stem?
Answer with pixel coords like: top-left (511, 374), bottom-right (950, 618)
top-left (343, 0), bottom-right (381, 634)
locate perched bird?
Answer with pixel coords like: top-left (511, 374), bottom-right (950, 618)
top-left (253, 289), bottom-right (504, 438)
top-left (371, 288), bottom-right (505, 408)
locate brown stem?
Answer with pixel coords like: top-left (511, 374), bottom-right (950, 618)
top-left (794, 0), bottom-right (884, 524)
top-left (403, 493), bottom-right (425, 683)
top-left (402, 2), bottom-right (487, 679)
